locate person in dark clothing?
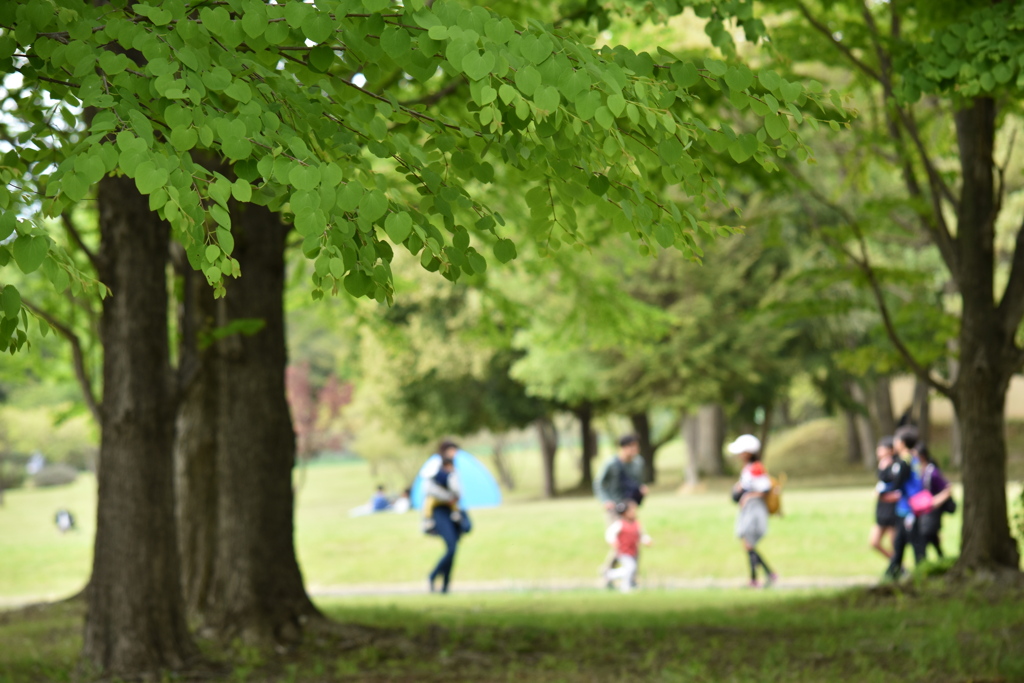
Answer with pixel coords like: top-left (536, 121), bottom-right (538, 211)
top-left (884, 426), bottom-right (927, 581)
top-left (869, 436), bottom-right (901, 559)
top-left (425, 441), bottom-right (464, 593)
top-left (913, 443), bottom-right (954, 559)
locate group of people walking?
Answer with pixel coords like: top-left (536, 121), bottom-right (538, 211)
top-left (418, 425), bottom-right (949, 594)
top-left (870, 426), bottom-right (955, 580)
top-left (593, 432), bottom-right (777, 591)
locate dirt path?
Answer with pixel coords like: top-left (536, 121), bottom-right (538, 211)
top-left (308, 575), bottom-right (878, 597)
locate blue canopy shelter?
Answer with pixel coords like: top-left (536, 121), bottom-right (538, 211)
top-left (410, 449), bottom-right (502, 510)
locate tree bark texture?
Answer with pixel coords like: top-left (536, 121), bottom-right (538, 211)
top-left (696, 404), bottom-right (725, 476)
top-left (536, 417), bottom-right (558, 498)
top-left (575, 403), bottom-right (597, 490)
top-left (174, 266), bottom-right (219, 618)
top-left (952, 98), bottom-right (1020, 571)
top-left (207, 204), bottom-right (318, 644)
top-left (630, 412), bottom-right (656, 484)
top-left (912, 377), bottom-right (930, 444)
top-left (83, 176), bottom-right (197, 675)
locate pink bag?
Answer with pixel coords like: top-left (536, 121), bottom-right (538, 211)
top-left (909, 490), bottom-right (934, 515)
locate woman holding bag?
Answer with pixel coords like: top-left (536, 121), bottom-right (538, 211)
top-left (911, 443), bottom-right (954, 559)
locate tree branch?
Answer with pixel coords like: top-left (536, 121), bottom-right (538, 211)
top-left (792, 170), bottom-right (954, 398)
top-left (61, 212), bottom-right (99, 272)
top-left (399, 77), bottom-right (464, 107)
top-left (997, 212), bottom-right (1024, 334)
top-left (22, 299), bottom-right (102, 424)
top-left (651, 411), bottom-right (683, 452)
top-left (795, 1), bottom-right (882, 82)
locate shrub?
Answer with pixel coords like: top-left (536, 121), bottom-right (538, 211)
top-left (0, 459), bottom-right (27, 490)
top-left (33, 464), bottom-right (78, 488)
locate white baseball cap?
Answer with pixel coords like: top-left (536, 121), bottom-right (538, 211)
top-left (727, 434), bottom-right (762, 455)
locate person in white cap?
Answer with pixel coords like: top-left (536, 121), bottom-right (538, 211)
top-left (728, 434), bottom-right (777, 588)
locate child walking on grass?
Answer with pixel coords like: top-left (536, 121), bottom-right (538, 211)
top-left (603, 500), bottom-right (652, 593)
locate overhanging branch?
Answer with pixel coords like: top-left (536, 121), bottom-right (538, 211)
top-left (22, 298), bottom-right (102, 424)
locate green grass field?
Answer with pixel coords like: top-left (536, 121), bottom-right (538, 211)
top-left (5, 452), bottom-right (1020, 602)
top-left (2, 586), bottom-right (1022, 682)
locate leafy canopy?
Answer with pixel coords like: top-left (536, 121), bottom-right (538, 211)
top-left (0, 0), bottom-right (841, 354)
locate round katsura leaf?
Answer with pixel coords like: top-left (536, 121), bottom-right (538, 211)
top-left (12, 235), bottom-right (49, 274)
top-left (344, 270), bottom-right (372, 297)
top-left (205, 244), bottom-right (221, 263)
top-left (463, 50), bottom-right (496, 81)
top-left (764, 112), bottom-right (789, 140)
top-left (384, 211), bottom-right (413, 243)
top-left (606, 93), bottom-right (626, 117)
top-left (135, 162), bottom-right (169, 195)
top-left (728, 134), bottom-right (758, 163)
top-left (289, 164), bottom-right (321, 192)
top-left (380, 26), bottom-right (411, 58)
top-left (515, 65), bottom-right (542, 96)
top-left (308, 45), bottom-right (335, 73)
top-left (493, 238), bottom-right (517, 263)
top-left (170, 126), bottom-right (198, 151)
top-left (231, 178), bottom-right (252, 202)
top-left (725, 66), bottom-right (753, 91)
top-left (671, 62), bottom-right (700, 88)
top-left (534, 86), bottom-right (560, 113)
top-left (359, 189), bottom-right (389, 222)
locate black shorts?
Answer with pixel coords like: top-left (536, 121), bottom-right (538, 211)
top-left (876, 501), bottom-right (898, 528)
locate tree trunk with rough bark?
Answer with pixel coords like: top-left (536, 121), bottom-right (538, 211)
top-left (575, 403), bottom-right (597, 490)
top-left (174, 265), bottom-right (219, 618)
top-left (951, 99), bottom-right (1020, 573)
top-left (207, 205), bottom-right (318, 645)
top-left (83, 176), bottom-right (197, 675)
top-left (536, 417), bottom-right (558, 498)
top-left (849, 382), bottom-right (876, 468)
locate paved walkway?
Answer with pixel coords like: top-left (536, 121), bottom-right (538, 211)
top-left (308, 575), bottom-right (878, 597)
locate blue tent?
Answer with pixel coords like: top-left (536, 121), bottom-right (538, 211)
top-left (410, 449), bottom-right (502, 510)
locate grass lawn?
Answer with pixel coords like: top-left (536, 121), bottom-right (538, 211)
top-left (5, 456), bottom-right (1021, 601)
top-left (1, 585), bottom-right (1022, 682)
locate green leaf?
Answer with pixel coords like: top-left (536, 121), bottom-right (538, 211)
top-left (535, 85), bottom-right (560, 113)
top-left (724, 66), bottom-right (753, 91)
top-left (463, 50), bottom-right (496, 82)
top-left (289, 164), bottom-right (321, 192)
top-left (515, 65), bottom-right (542, 96)
top-left (216, 227), bottom-right (235, 255)
top-left (758, 69), bottom-right (781, 92)
top-left (1, 284), bottom-right (20, 319)
top-left (302, 12), bottom-right (336, 44)
top-left (727, 133), bottom-right (758, 163)
top-left (231, 178), bottom-right (252, 202)
top-left (359, 189), bottom-right (389, 222)
top-left (344, 270), bottom-right (372, 297)
top-left (205, 244), bottom-right (221, 262)
top-left (780, 80), bottom-right (802, 102)
top-left (224, 81), bottom-right (252, 103)
top-left (493, 238), bottom-right (517, 263)
top-left (12, 235), bottom-right (49, 274)
top-left (384, 211), bottom-right (413, 243)
top-left (606, 93), bottom-right (626, 117)
top-left (0, 212), bottom-right (16, 241)
top-left (380, 26), bottom-right (411, 58)
top-left (764, 112), bottom-right (788, 140)
top-left (703, 58), bottom-right (727, 77)
top-left (671, 62), bottom-right (700, 88)
top-left (135, 162), bottom-right (169, 195)
top-left (170, 126), bottom-right (198, 151)
top-left (308, 45), bottom-right (335, 73)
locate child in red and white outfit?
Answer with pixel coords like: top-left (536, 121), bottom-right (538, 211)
top-left (603, 500), bottom-right (652, 593)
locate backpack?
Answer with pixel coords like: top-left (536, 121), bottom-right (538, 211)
top-left (764, 473), bottom-right (786, 516)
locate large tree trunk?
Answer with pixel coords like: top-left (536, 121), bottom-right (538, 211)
top-left (207, 204), bottom-right (318, 644)
top-left (575, 403), bottom-right (598, 490)
top-left (536, 416), bottom-right (558, 498)
top-left (491, 434), bottom-right (516, 491)
top-left (83, 176), bottom-right (197, 675)
top-left (174, 265), bottom-right (219, 618)
top-left (696, 404), bottom-right (725, 475)
top-left (952, 98), bottom-right (1020, 573)
top-left (843, 410), bottom-right (861, 465)
top-left (630, 412), bottom-right (656, 484)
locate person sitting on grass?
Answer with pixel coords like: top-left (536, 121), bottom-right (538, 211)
top-left (421, 453), bottom-right (461, 534)
top-left (370, 485), bottom-right (390, 513)
top-left (603, 500), bottom-right (652, 593)
top-left (728, 434), bottom-right (777, 588)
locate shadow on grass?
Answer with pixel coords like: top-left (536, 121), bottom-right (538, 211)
top-left (1, 580), bottom-right (1022, 682)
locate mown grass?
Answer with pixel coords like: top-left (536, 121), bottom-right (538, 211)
top-left (6, 454), bottom-right (1024, 601)
top-left (1, 585), bottom-right (1022, 682)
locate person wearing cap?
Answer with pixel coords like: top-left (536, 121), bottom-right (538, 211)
top-left (869, 436), bottom-right (902, 559)
top-left (728, 434), bottom-right (777, 588)
top-left (594, 434), bottom-right (648, 579)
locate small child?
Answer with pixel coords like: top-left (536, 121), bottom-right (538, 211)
top-left (422, 457), bottom-right (461, 533)
top-left (603, 500), bottom-right (652, 593)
